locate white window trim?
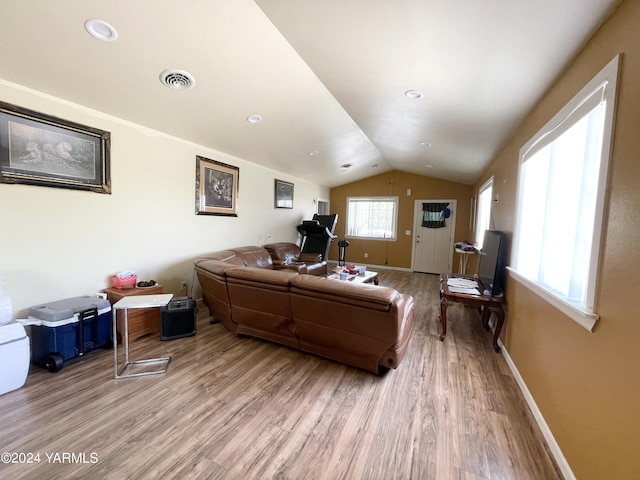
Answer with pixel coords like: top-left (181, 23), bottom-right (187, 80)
top-left (475, 176), bottom-right (494, 247)
top-left (510, 54), bottom-right (620, 331)
top-left (346, 196), bottom-right (399, 241)
top-left (507, 267), bottom-right (599, 331)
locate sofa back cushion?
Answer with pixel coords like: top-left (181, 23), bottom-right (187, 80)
top-left (289, 275), bottom-right (408, 372)
top-left (225, 266), bottom-right (296, 288)
top-left (226, 267), bottom-right (298, 347)
top-left (195, 250), bottom-right (245, 266)
top-left (229, 246), bottom-right (274, 269)
top-left (263, 242), bottom-right (301, 264)
top-left (289, 275), bottom-right (397, 311)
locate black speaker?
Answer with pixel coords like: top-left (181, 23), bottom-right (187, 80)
top-left (160, 297), bottom-right (196, 340)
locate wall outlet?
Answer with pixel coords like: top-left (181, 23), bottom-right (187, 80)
top-left (364, 253), bottom-right (368, 258)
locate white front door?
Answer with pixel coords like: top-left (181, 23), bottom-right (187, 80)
top-left (412, 199), bottom-right (456, 274)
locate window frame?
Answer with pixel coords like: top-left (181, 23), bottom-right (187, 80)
top-left (346, 196), bottom-right (399, 241)
top-left (509, 55), bottom-right (620, 331)
top-left (475, 176), bottom-right (494, 248)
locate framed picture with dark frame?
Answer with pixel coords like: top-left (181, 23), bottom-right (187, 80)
top-left (0, 101), bottom-right (111, 194)
top-left (274, 179), bottom-right (294, 209)
top-left (195, 155), bottom-right (239, 216)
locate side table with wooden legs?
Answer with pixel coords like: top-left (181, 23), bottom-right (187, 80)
top-left (439, 273), bottom-right (505, 352)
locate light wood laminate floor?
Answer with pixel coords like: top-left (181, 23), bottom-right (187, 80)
top-left (0, 271), bottom-right (562, 479)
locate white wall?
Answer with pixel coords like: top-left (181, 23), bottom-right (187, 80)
top-left (0, 80), bottom-right (329, 316)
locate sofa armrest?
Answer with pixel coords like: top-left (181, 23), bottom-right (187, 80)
top-left (194, 258), bottom-right (238, 277)
top-left (304, 261), bottom-right (328, 276)
top-left (273, 262), bottom-right (308, 274)
top-left (298, 252), bottom-right (323, 263)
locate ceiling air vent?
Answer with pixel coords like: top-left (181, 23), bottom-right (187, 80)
top-left (159, 69), bottom-right (195, 90)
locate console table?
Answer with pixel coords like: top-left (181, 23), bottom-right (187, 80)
top-left (439, 273), bottom-right (505, 352)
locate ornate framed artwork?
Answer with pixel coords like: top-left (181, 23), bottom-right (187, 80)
top-left (0, 101), bottom-right (111, 194)
top-left (274, 179), bottom-right (293, 209)
top-left (195, 155), bottom-right (239, 216)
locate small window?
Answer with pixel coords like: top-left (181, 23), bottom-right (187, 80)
top-left (510, 55), bottom-right (619, 331)
top-left (346, 196), bottom-right (398, 240)
top-left (475, 177), bottom-right (493, 248)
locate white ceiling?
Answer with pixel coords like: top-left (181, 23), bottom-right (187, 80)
top-left (0, 1), bottom-right (621, 188)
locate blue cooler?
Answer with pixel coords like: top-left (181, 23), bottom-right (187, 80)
top-left (20, 295), bottom-right (112, 372)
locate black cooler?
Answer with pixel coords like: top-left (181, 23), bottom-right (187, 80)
top-left (160, 296), bottom-right (196, 340)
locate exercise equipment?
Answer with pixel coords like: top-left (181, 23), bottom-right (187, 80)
top-left (296, 214), bottom-right (338, 261)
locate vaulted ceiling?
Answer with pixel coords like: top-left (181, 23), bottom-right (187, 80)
top-left (0, 1), bottom-right (621, 188)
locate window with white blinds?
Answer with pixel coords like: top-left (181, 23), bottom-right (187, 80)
top-left (346, 197), bottom-right (398, 240)
top-left (510, 55), bottom-right (619, 331)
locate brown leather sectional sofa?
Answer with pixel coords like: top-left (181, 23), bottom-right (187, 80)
top-left (194, 244), bottom-right (415, 373)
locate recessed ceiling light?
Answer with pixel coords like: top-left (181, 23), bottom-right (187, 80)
top-left (371, 164), bottom-right (378, 168)
top-left (419, 142), bottom-right (432, 147)
top-left (309, 150), bottom-right (319, 156)
top-left (425, 164), bottom-right (434, 169)
top-left (84, 19), bottom-right (118, 42)
top-left (247, 114), bottom-right (262, 124)
top-left (405, 90), bottom-right (424, 99)
top-left (159, 69), bottom-right (195, 90)
top-left (340, 163), bottom-right (353, 172)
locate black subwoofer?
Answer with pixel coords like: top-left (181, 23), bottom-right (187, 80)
top-left (160, 297), bottom-right (197, 340)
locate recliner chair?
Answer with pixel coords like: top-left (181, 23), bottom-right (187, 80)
top-left (263, 242), bottom-right (328, 276)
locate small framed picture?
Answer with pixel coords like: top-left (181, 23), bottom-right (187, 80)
top-left (0, 101), bottom-right (111, 194)
top-left (195, 155), bottom-right (239, 216)
top-left (274, 179), bottom-right (294, 209)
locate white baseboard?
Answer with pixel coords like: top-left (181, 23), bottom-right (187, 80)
top-left (326, 260), bottom-right (413, 273)
top-left (498, 339), bottom-right (576, 480)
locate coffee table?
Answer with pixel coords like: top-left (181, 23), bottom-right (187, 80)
top-left (326, 270), bottom-right (379, 285)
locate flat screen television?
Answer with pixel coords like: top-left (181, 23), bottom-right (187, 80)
top-left (477, 230), bottom-right (508, 296)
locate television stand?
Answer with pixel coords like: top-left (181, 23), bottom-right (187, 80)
top-left (439, 273), bottom-right (505, 352)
